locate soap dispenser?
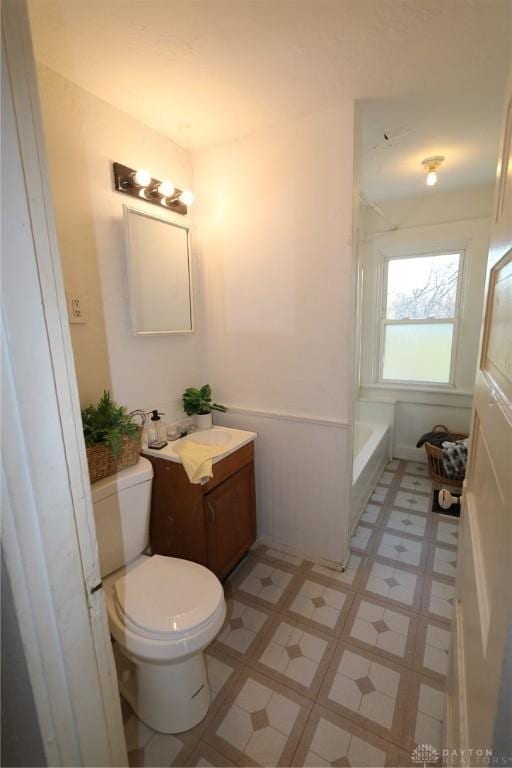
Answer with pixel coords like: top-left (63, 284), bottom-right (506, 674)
top-left (148, 410), bottom-right (168, 448)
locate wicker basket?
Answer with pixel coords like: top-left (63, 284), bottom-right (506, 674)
top-left (424, 424), bottom-right (468, 489)
top-left (86, 429), bottom-right (142, 484)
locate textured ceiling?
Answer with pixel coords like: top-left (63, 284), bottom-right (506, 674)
top-left (29, 0), bottom-right (511, 201)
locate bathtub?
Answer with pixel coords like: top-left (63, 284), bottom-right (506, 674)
top-left (351, 421), bottom-right (391, 531)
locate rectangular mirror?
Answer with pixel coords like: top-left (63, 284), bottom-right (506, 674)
top-left (124, 205), bottom-right (193, 335)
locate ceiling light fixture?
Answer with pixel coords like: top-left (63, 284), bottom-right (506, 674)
top-left (113, 162), bottom-right (192, 215)
top-left (421, 156), bottom-right (445, 187)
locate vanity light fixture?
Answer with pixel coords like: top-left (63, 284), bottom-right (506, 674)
top-left (179, 190), bottom-right (194, 206)
top-left (132, 168), bottom-right (152, 187)
top-left (421, 155), bottom-right (445, 187)
top-left (158, 179), bottom-right (175, 197)
top-left (113, 162), bottom-right (193, 215)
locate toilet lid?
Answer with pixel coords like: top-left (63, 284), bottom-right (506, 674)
top-left (114, 555), bottom-right (223, 637)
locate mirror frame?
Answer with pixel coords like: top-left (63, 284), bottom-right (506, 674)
top-left (123, 204), bottom-right (194, 336)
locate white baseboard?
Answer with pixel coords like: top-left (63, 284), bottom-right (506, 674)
top-left (253, 537), bottom-right (349, 571)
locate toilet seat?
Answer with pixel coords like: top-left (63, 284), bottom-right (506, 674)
top-left (114, 555), bottom-right (224, 638)
top-left (104, 555), bottom-right (226, 662)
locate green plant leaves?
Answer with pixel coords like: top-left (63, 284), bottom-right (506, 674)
top-left (182, 385), bottom-right (226, 416)
top-left (81, 390), bottom-right (139, 459)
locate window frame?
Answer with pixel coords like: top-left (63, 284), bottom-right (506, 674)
top-left (377, 249), bottom-right (465, 388)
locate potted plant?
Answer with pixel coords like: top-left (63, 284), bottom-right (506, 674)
top-left (81, 390), bottom-right (141, 483)
top-left (182, 384), bottom-right (227, 430)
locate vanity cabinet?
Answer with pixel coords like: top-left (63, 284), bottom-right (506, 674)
top-left (147, 442), bottom-right (256, 580)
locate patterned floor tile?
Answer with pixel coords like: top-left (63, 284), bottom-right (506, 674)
top-left (249, 617), bottom-right (335, 698)
top-left (318, 643), bottom-right (410, 746)
top-left (385, 509), bottom-right (429, 539)
top-left (421, 577), bottom-right (455, 623)
top-left (309, 553), bottom-right (363, 590)
top-left (128, 730), bottom-right (196, 767)
top-left (342, 595), bottom-right (418, 667)
top-left (203, 668), bottom-right (312, 767)
top-left (350, 524), bottom-right (376, 554)
top-left (360, 560), bottom-right (423, 611)
top-left (399, 475), bottom-right (433, 494)
top-left (292, 705), bottom-right (400, 767)
top-left (373, 530), bottom-right (428, 570)
top-left (284, 576), bottom-right (354, 635)
top-left (187, 741), bottom-right (236, 767)
top-left (432, 517), bottom-right (459, 547)
top-left (361, 503), bottom-right (386, 527)
top-left (124, 711), bottom-right (154, 753)
top-left (393, 491), bottom-right (430, 514)
top-left (370, 485), bottom-right (389, 504)
top-left (124, 692), bottom-right (208, 768)
top-left (413, 618), bottom-right (451, 682)
top-left (213, 597), bottom-right (273, 660)
top-left (379, 471), bottom-right (396, 486)
top-left (229, 556), bottom-right (298, 611)
top-left (206, 647), bottom-right (243, 708)
top-left (428, 543), bottom-right (458, 581)
top-left (404, 462), bottom-right (430, 477)
top-left (123, 459), bottom-right (456, 768)
top-left (402, 674), bottom-right (445, 755)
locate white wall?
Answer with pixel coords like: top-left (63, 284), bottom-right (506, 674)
top-left (358, 184), bottom-right (492, 461)
top-left (194, 106), bottom-right (357, 565)
top-left (37, 65), bottom-right (206, 418)
top-left (38, 65), bottom-right (358, 565)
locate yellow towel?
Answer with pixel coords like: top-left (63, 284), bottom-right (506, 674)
top-left (174, 440), bottom-right (225, 484)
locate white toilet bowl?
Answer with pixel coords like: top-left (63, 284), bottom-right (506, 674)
top-left (91, 458), bottom-right (226, 733)
top-left (104, 554), bottom-right (226, 734)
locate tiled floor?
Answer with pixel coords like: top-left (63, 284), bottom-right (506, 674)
top-left (123, 459), bottom-right (458, 767)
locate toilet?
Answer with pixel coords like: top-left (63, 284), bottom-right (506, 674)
top-left (91, 457), bottom-right (226, 734)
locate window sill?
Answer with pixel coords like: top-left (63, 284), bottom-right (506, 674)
top-left (365, 383), bottom-right (474, 397)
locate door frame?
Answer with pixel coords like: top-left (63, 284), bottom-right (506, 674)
top-left (2, 1), bottom-right (127, 764)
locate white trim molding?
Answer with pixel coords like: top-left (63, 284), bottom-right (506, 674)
top-left (2, 1), bottom-right (127, 764)
top-left (222, 404), bottom-right (350, 429)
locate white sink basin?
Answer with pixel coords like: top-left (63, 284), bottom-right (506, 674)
top-left (142, 425), bottom-right (257, 466)
top-left (184, 428), bottom-right (232, 446)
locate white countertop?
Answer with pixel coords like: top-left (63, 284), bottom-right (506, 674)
top-left (142, 425), bottom-right (257, 465)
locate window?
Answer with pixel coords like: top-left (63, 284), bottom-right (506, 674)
top-left (379, 251), bottom-right (463, 385)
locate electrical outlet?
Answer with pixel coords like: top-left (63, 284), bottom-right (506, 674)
top-left (67, 293), bottom-right (87, 324)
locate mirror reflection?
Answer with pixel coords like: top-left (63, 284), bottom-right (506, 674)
top-left (124, 206), bottom-right (193, 335)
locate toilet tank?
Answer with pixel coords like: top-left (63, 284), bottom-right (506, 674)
top-left (91, 457), bottom-right (153, 578)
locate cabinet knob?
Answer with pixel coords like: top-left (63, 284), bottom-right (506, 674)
top-left (207, 502), bottom-right (216, 525)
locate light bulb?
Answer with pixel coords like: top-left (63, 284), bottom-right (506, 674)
top-left (133, 168), bottom-right (152, 187)
top-left (426, 171), bottom-right (437, 187)
top-left (179, 190), bottom-right (194, 206)
top-left (158, 180), bottom-right (175, 197)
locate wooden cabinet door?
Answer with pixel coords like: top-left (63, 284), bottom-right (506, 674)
top-left (205, 463), bottom-right (256, 579)
top-left (149, 457), bottom-right (208, 565)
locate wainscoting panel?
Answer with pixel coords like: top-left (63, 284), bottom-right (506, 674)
top-left (215, 408), bottom-right (351, 567)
